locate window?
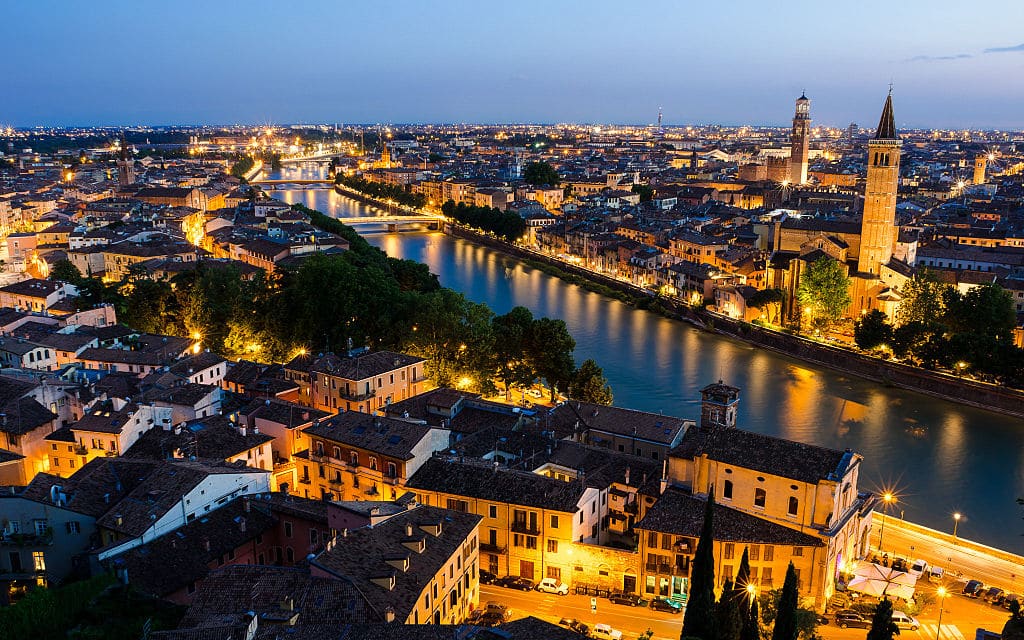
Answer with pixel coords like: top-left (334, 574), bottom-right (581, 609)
top-left (722, 565), bottom-right (733, 581)
top-left (723, 480), bottom-right (733, 500)
top-left (749, 545), bottom-right (759, 561)
top-left (34, 521), bottom-right (48, 536)
top-left (488, 505), bottom-right (497, 519)
top-left (661, 534), bottom-right (671, 551)
top-left (525, 536), bottom-right (537, 550)
top-left (753, 488), bottom-right (766, 509)
top-left (386, 462), bottom-right (397, 478)
top-left (285, 547), bottom-right (294, 563)
top-left (547, 539), bottom-right (558, 553)
top-left (793, 547), bottom-right (803, 557)
top-left (369, 457), bottom-right (378, 471)
top-left (284, 522), bottom-right (293, 538)
top-left (723, 543), bottom-right (734, 560)
top-left (65, 521), bottom-right (80, 534)
top-left (550, 515), bottom-right (559, 529)
top-left (350, 451), bottom-right (359, 466)
top-left (788, 496), bottom-right (799, 517)
top-left (761, 567), bottom-right (773, 587)
top-left (32, 551), bottom-right (45, 572)
top-left (513, 533), bottom-right (523, 548)
top-left (763, 545), bottom-right (774, 562)
top-left (310, 529), bottom-right (318, 545)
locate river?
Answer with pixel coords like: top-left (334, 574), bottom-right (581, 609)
top-left (259, 164), bottom-right (1024, 553)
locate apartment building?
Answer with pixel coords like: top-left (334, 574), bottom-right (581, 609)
top-left (284, 349), bottom-right (426, 414)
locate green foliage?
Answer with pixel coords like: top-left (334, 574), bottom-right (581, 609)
top-left (229, 156), bottom-right (256, 180)
top-left (403, 288), bottom-right (495, 390)
top-left (771, 563), bottom-right (800, 640)
top-left (682, 489), bottom-right (717, 640)
top-left (895, 269), bottom-right (947, 326)
top-left (442, 200), bottom-right (527, 243)
top-left (529, 317), bottom-right (576, 400)
top-left (631, 184), bottom-right (654, 202)
top-left (0, 574), bottom-right (116, 638)
top-left (716, 578), bottom-right (744, 640)
top-left (866, 598), bottom-right (899, 640)
top-left (796, 257), bottom-right (851, 332)
top-left (523, 161), bottom-right (560, 186)
top-left (50, 259), bottom-right (83, 284)
top-left (492, 306), bottom-right (537, 396)
top-left (854, 310), bottom-right (893, 351)
top-left (747, 288), bottom-right (784, 325)
top-left (758, 583), bottom-right (820, 640)
top-left (569, 358), bottom-right (613, 405)
top-left (335, 173), bottom-right (426, 209)
top-left (742, 596), bottom-right (761, 640)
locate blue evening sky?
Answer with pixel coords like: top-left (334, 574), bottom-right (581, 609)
top-left (2, 0), bottom-right (1022, 129)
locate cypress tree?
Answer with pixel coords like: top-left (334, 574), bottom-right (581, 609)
top-left (771, 562), bottom-right (799, 640)
top-left (681, 488), bottom-right (717, 640)
top-left (716, 578), bottom-right (742, 640)
top-left (741, 597), bottom-right (761, 640)
top-left (866, 598), bottom-right (899, 640)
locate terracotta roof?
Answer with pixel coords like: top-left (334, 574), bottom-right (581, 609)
top-left (636, 487), bottom-right (824, 546)
top-left (547, 401), bottom-right (690, 446)
top-left (304, 413), bottom-right (436, 460)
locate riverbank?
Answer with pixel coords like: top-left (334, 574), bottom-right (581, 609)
top-left (241, 159), bottom-right (263, 182)
top-left (448, 224), bottom-right (1024, 420)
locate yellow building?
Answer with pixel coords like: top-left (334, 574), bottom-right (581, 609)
top-left (406, 457), bottom-right (601, 584)
top-left (284, 350), bottom-right (427, 415)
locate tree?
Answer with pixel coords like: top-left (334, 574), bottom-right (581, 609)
top-left (895, 269), bottom-right (948, 327)
top-left (492, 306), bottom-right (537, 398)
top-left (569, 359), bottom-right (613, 405)
top-left (771, 563), bottom-right (799, 640)
top-left (527, 317), bottom-right (576, 401)
top-left (523, 161), bottom-right (560, 186)
top-left (1004, 600), bottom-right (1024, 640)
top-left (746, 288), bottom-right (784, 325)
top-left (741, 597), bottom-right (761, 640)
top-left (681, 489), bottom-right (717, 640)
top-left (854, 310), bottom-right (893, 351)
top-left (716, 578), bottom-right (743, 640)
top-left (866, 598), bottom-right (900, 640)
top-left (795, 257), bottom-right (851, 332)
top-left (404, 288), bottom-right (495, 390)
top-left (50, 259), bottom-right (83, 284)
top-left (631, 184), bottom-right (654, 202)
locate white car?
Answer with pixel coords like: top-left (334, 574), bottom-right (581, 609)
top-left (908, 558), bottom-right (928, 579)
top-left (592, 624), bottom-right (624, 640)
top-left (891, 611), bottom-right (920, 631)
top-left (928, 566), bottom-right (945, 583)
top-left (536, 577), bottom-right (569, 595)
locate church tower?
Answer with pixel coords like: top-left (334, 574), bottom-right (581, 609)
top-left (116, 131), bottom-right (135, 188)
top-left (378, 128), bottom-right (392, 169)
top-left (973, 155), bottom-right (987, 185)
top-left (857, 92), bottom-right (901, 276)
top-left (789, 93), bottom-right (811, 185)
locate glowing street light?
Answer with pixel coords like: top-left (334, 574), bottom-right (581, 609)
top-left (878, 491), bottom-right (897, 553)
top-left (935, 587), bottom-right (948, 640)
top-left (952, 512), bottom-right (962, 541)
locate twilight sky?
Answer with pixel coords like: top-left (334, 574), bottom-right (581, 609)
top-left (3, 0), bottom-right (1023, 129)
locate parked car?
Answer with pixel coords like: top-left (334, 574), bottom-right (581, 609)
top-left (493, 576), bottom-right (518, 588)
top-left (536, 577), bottom-right (569, 595)
top-left (591, 623), bottom-right (624, 640)
top-left (891, 611), bottom-right (920, 631)
top-left (963, 580), bottom-right (985, 598)
top-left (978, 585), bottom-right (1003, 602)
top-left (1001, 593), bottom-right (1021, 610)
top-left (928, 566), bottom-right (945, 583)
top-left (477, 612), bottom-right (506, 627)
top-left (479, 570), bottom-right (497, 585)
top-left (483, 601), bottom-right (513, 621)
top-left (558, 618), bottom-right (590, 636)
top-left (890, 557), bottom-right (908, 572)
top-left (908, 559), bottom-right (928, 579)
top-left (834, 612), bottom-right (871, 629)
top-left (649, 596), bottom-right (683, 614)
top-left (507, 577), bottom-right (535, 591)
top-left (608, 592), bottom-right (646, 607)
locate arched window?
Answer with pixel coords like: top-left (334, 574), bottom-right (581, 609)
top-left (723, 480), bottom-right (734, 500)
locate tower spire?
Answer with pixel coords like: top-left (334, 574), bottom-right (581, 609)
top-left (875, 92), bottom-right (897, 140)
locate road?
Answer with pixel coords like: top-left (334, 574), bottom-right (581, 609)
top-left (871, 516), bottom-right (1024, 594)
top-left (480, 584), bottom-right (682, 640)
top-left (480, 580), bottom-right (1012, 640)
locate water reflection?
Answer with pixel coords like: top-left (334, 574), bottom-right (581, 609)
top-left (260, 165), bottom-right (1024, 552)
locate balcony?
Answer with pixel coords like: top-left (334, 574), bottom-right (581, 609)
top-left (339, 388), bottom-right (376, 402)
top-left (644, 562), bottom-right (673, 575)
top-left (382, 475), bottom-right (400, 485)
top-left (298, 476), bottom-right (312, 485)
top-left (74, 445), bottom-right (88, 455)
top-left (479, 542), bottom-right (506, 555)
top-left (328, 477), bottom-right (344, 486)
top-left (510, 521), bottom-right (540, 536)
top-left (0, 530), bottom-right (54, 547)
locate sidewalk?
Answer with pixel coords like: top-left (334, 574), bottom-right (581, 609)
top-left (871, 513), bottom-right (1024, 593)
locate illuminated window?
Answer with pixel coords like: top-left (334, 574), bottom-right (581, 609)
top-left (33, 551), bottom-right (45, 572)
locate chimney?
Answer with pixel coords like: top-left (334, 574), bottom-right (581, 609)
top-left (405, 523), bottom-right (413, 537)
top-left (624, 467), bottom-right (630, 486)
top-left (384, 607), bottom-right (396, 623)
top-left (239, 424), bottom-right (247, 437)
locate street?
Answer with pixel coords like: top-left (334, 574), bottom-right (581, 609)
top-left (480, 584), bottom-right (683, 640)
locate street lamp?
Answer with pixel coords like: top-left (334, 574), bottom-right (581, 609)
top-left (745, 582), bottom-right (756, 607)
top-left (935, 587), bottom-right (948, 640)
top-left (878, 492), bottom-right (896, 554)
top-left (952, 512), bottom-right (962, 542)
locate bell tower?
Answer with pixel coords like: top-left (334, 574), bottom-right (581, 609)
top-left (973, 155), bottom-right (987, 185)
top-left (789, 93), bottom-right (811, 185)
top-left (700, 381), bottom-right (740, 430)
top-left (116, 131), bottom-right (135, 188)
top-left (857, 92), bottom-right (901, 276)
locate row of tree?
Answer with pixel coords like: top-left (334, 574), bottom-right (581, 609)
top-left (334, 174), bottom-right (426, 209)
top-left (51, 203), bottom-right (613, 404)
top-left (854, 271), bottom-right (1024, 385)
top-left (229, 156), bottom-right (256, 180)
top-left (440, 200), bottom-right (527, 243)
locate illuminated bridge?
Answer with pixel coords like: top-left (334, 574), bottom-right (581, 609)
top-left (338, 215), bottom-right (446, 231)
top-left (251, 178), bottom-right (334, 185)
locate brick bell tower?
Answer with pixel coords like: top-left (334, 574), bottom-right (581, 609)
top-left (857, 91), bottom-right (902, 276)
top-left (789, 93), bottom-right (811, 185)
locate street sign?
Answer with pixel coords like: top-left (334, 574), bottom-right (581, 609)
top-left (590, 597), bottom-right (597, 613)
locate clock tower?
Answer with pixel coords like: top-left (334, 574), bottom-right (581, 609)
top-left (789, 93), bottom-right (811, 185)
top-left (857, 91), bottom-right (902, 276)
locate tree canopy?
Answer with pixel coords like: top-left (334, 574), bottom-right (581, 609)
top-left (523, 161), bottom-right (560, 186)
top-left (795, 256), bottom-right (851, 332)
top-left (866, 598), bottom-right (900, 640)
top-left (569, 359), bottom-right (613, 405)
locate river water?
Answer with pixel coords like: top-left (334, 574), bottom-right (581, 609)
top-left (261, 164), bottom-right (1024, 553)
